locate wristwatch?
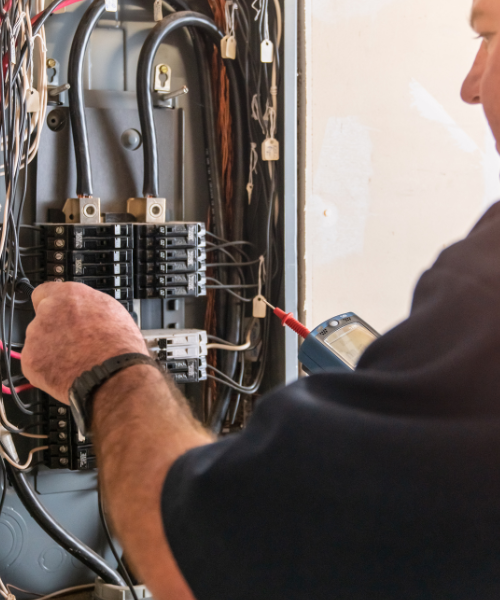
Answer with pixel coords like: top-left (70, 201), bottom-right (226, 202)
top-left (68, 352), bottom-right (160, 437)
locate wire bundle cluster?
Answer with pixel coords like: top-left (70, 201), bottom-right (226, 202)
top-left (203, 0), bottom-right (283, 430)
top-left (0, 0), bottom-right (63, 476)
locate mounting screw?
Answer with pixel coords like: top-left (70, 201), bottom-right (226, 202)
top-left (47, 58), bottom-right (56, 69)
top-left (83, 204), bottom-right (96, 218)
top-left (160, 64), bottom-right (168, 74)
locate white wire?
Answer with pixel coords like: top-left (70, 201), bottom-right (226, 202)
top-left (0, 444), bottom-right (48, 470)
top-left (0, 577), bottom-right (9, 597)
top-left (7, 583), bottom-right (42, 596)
top-left (0, 446), bottom-right (49, 471)
top-left (207, 320), bottom-right (254, 351)
top-left (0, 0), bottom-right (48, 176)
top-left (36, 584), bottom-right (95, 600)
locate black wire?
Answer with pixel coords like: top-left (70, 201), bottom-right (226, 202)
top-left (206, 277), bottom-right (257, 289)
top-left (206, 259), bottom-right (261, 267)
top-left (0, 457), bottom-right (7, 518)
top-left (205, 231), bottom-right (256, 248)
top-left (98, 484), bottom-right (139, 600)
top-left (207, 287), bottom-right (253, 303)
top-left (68, 0), bottom-right (106, 197)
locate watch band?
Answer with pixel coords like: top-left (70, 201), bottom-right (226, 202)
top-left (69, 352), bottom-right (160, 436)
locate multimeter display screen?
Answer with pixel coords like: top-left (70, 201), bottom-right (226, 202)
top-left (324, 323), bottom-right (377, 369)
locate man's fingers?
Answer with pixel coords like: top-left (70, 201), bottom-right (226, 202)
top-left (31, 281), bottom-right (65, 312)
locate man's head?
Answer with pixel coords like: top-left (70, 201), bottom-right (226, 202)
top-left (462, 0), bottom-right (500, 150)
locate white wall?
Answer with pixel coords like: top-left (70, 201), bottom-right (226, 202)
top-left (302, 0), bottom-right (500, 334)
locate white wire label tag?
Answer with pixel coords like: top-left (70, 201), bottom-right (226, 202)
top-left (261, 39), bottom-right (273, 63)
top-left (10, 37), bottom-right (16, 64)
top-left (253, 295), bottom-right (267, 318)
top-left (27, 89), bottom-right (40, 112)
top-left (105, 0), bottom-right (117, 12)
top-left (262, 138), bottom-right (279, 161)
top-left (221, 35), bottom-right (237, 60)
top-left (154, 0), bottom-right (163, 21)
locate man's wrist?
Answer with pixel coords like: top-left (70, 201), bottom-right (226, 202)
top-left (92, 363), bottom-right (166, 429)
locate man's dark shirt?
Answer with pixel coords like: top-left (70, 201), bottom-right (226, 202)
top-left (162, 202), bottom-right (500, 599)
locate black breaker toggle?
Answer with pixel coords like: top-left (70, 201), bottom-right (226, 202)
top-left (44, 395), bottom-right (96, 470)
top-left (40, 222), bottom-right (207, 303)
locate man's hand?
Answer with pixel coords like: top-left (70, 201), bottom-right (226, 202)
top-left (21, 282), bottom-right (148, 404)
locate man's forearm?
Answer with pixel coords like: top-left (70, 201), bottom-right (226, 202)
top-left (93, 364), bottom-right (213, 599)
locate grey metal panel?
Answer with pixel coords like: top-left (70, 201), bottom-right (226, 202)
top-left (0, 477), bottom-right (114, 595)
top-left (283, 0), bottom-right (299, 382)
top-left (35, 105), bottom-right (182, 220)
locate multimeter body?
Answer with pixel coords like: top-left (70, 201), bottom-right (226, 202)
top-left (298, 312), bottom-right (379, 374)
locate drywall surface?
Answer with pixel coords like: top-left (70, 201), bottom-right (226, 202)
top-left (302, 0), bottom-right (500, 334)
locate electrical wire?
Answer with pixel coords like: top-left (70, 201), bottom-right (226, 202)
top-left (7, 584), bottom-right (42, 596)
top-left (68, 0), bottom-right (105, 197)
top-left (98, 484), bottom-right (139, 600)
top-left (0, 457), bottom-right (6, 519)
top-left (207, 318), bottom-right (255, 351)
top-left (33, 584), bottom-right (95, 600)
top-left (0, 443), bottom-right (47, 469)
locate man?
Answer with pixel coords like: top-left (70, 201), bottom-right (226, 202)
top-left (21, 0), bottom-right (500, 597)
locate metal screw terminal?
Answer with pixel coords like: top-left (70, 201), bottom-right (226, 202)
top-left (58, 432), bottom-right (67, 440)
top-left (55, 226), bottom-right (64, 235)
top-left (54, 252), bottom-right (64, 261)
top-left (59, 458), bottom-right (69, 466)
top-left (54, 265), bottom-right (64, 274)
top-left (58, 420), bottom-right (67, 429)
top-left (54, 239), bottom-right (65, 248)
top-left (57, 407), bottom-right (67, 415)
top-left (59, 446), bottom-right (68, 454)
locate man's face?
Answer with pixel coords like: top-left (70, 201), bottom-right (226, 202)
top-left (462, 0), bottom-right (500, 151)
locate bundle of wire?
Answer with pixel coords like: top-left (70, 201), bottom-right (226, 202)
top-left (203, 0), bottom-right (282, 431)
top-left (156, 0), bottom-right (283, 433)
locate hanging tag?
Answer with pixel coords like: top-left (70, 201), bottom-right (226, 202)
top-left (221, 35), bottom-right (237, 60)
top-left (10, 38), bottom-right (16, 64)
top-left (105, 0), bottom-right (117, 11)
top-left (246, 182), bottom-right (253, 205)
top-left (154, 0), bottom-right (163, 21)
top-left (262, 138), bottom-right (279, 161)
top-left (253, 295), bottom-right (267, 319)
top-left (27, 89), bottom-right (40, 112)
top-left (261, 39), bottom-right (274, 63)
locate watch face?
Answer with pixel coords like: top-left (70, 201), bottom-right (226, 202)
top-left (69, 388), bottom-right (87, 437)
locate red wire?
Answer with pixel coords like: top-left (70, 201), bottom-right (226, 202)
top-left (0, 341), bottom-right (22, 360)
top-left (2, 382), bottom-right (34, 394)
top-left (31, 0), bottom-right (86, 25)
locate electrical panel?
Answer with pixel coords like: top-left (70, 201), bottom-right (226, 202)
top-left (0, 0), bottom-right (293, 594)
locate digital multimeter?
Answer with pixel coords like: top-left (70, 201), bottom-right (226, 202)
top-left (298, 312), bottom-right (379, 373)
